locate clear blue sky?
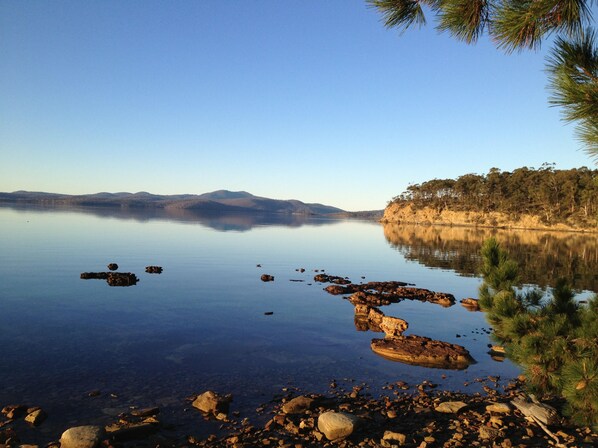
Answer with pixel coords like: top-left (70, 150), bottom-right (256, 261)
top-left (0, 1), bottom-right (593, 211)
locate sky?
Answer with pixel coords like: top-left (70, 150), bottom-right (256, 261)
top-left (0, 1), bottom-right (594, 211)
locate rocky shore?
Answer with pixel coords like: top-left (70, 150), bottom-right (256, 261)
top-left (1, 377), bottom-right (595, 448)
top-left (381, 203), bottom-right (597, 233)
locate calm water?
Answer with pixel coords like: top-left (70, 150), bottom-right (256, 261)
top-left (1, 205), bottom-right (594, 440)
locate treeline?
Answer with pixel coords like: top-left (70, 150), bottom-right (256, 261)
top-left (392, 165), bottom-right (598, 226)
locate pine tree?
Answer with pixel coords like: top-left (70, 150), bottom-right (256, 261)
top-left (478, 238), bottom-right (597, 428)
top-left (368, 0), bottom-right (598, 159)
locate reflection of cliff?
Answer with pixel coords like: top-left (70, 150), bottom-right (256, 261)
top-left (2, 204), bottom-right (342, 232)
top-left (383, 223), bottom-right (598, 292)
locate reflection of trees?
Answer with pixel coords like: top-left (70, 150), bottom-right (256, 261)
top-left (383, 224), bottom-right (598, 292)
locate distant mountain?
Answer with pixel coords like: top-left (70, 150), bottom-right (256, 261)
top-left (0, 190), bottom-right (346, 216)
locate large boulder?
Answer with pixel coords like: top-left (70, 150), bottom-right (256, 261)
top-left (317, 411), bottom-right (359, 441)
top-left (60, 425), bottom-right (104, 448)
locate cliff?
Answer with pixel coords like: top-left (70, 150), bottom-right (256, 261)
top-left (381, 203), bottom-right (596, 233)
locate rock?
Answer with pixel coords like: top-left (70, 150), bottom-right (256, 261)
top-left (486, 403), bottom-right (511, 414)
top-left (371, 335), bottom-right (475, 370)
top-left (80, 272), bottom-right (109, 280)
top-left (24, 408), bottom-right (46, 425)
top-left (380, 316), bottom-right (408, 337)
top-left (313, 274), bottom-right (351, 284)
top-left (81, 272), bottom-right (138, 286)
top-left (129, 407), bottom-right (159, 417)
top-left (145, 266), bottom-right (163, 274)
top-left (367, 307), bottom-right (385, 328)
top-left (479, 426), bottom-right (501, 440)
top-left (261, 274), bottom-right (274, 282)
top-left (317, 411), bottom-right (358, 441)
top-left (383, 431), bottom-right (406, 445)
top-left (107, 263), bottom-right (118, 271)
top-left (282, 396), bottom-right (315, 414)
top-left (105, 422), bottom-right (157, 441)
top-left (192, 391), bottom-right (232, 416)
top-left (1, 405), bottom-right (27, 419)
top-left (489, 345), bottom-right (506, 355)
top-left (435, 401), bottom-right (468, 413)
top-left (60, 425), bottom-right (104, 448)
top-left (324, 285), bottom-right (350, 295)
top-left (460, 298), bottom-right (481, 311)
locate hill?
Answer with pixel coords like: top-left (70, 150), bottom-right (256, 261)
top-left (382, 166), bottom-right (598, 232)
top-left (0, 190), bottom-right (345, 216)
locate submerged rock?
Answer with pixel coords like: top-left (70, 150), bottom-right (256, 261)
top-left (371, 335), bottom-right (475, 370)
top-left (145, 266), bottom-right (163, 274)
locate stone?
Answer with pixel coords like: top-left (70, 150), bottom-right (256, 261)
top-left (24, 408), bottom-right (46, 426)
top-left (60, 425), bottom-right (104, 448)
top-left (130, 407), bottom-right (159, 417)
top-left (105, 422), bottom-right (157, 441)
top-left (145, 266), bottom-right (163, 274)
top-left (486, 403), bottom-right (511, 414)
top-left (479, 426), bottom-right (501, 440)
top-left (383, 431), bottom-right (406, 445)
top-left (2, 405), bottom-right (27, 419)
top-left (106, 272), bottom-right (138, 286)
top-left (261, 274), bottom-right (274, 282)
top-left (317, 411), bottom-right (358, 441)
top-left (282, 396), bottom-right (315, 414)
top-left (371, 336), bottom-right (475, 370)
top-left (380, 316), bottom-right (409, 337)
top-left (107, 263), bottom-right (118, 271)
top-left (80, 272), bottom-right (138, 286)
top-left (192, 391), bottom-right (232, 416)
top-left (460, 298), bottom-right (481, 311)
top-left (435, 401), bottom-right (468, 413)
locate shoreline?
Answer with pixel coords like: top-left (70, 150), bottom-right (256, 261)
top-left (381, 204), bottom-right (598, 234)
top-left (3, 377), bottom-right (596, 447)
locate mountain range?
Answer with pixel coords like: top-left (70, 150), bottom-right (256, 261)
top-left (0, 190), bottom-right (347, 216)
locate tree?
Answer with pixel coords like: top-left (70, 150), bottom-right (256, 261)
top-left (478, 238), bottom-right (597, 428)
top-left (368, 0), bottom-right (598, 159)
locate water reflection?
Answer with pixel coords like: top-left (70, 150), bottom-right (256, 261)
top-left (383, 223), bottom-right (598, 291)
top-left (0, 204), bottom-right (343, 232)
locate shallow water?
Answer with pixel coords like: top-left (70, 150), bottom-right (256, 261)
top-left (1, 205), bottom-right (593, 440)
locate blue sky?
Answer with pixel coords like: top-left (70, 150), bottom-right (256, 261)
top-left (0, 1), bottom-right (593, 211)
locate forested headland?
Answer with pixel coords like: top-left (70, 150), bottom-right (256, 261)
top-left (383, 165), bottom-right (598, 231)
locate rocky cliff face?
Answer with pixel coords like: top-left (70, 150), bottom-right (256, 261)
top-left (381, 203), bottom-right (592, 232)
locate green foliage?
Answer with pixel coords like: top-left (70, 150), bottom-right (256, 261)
top-left (368, 0), bottom-right (598, 158)
top-left (547, 30), bottom-right (598, 158)
top-left (479, 239), bottom-right (598, 427)
top-left (392, 166), bottom-right (598, 226)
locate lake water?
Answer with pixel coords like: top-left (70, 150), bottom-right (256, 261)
top-left (1, 205), bottom-right (595, 440)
